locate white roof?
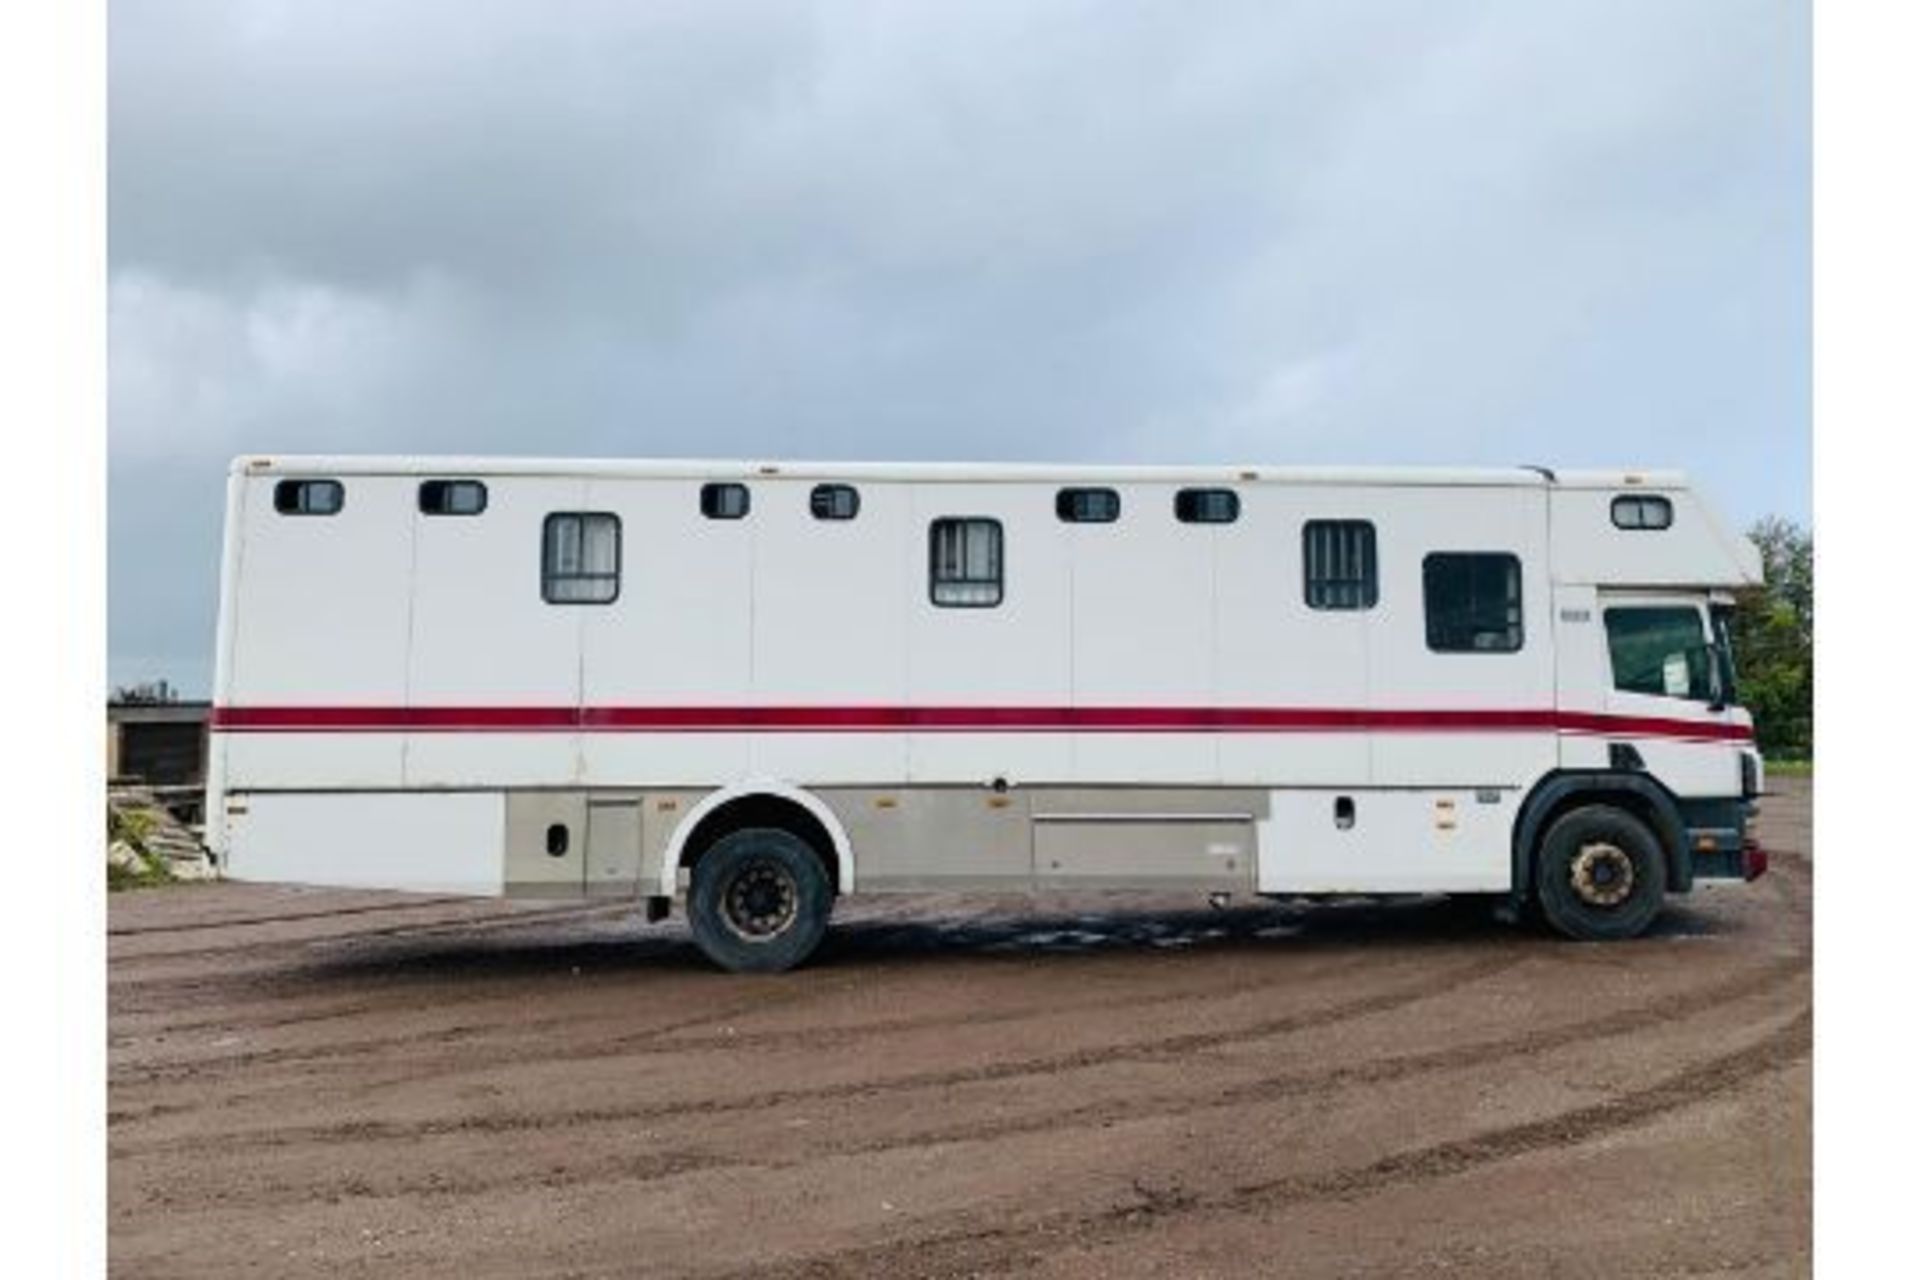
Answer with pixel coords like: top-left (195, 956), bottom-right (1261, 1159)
top-left (235, 455), bottom-right (1691, 490)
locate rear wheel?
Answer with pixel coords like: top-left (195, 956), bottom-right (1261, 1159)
top-left (687, 827), bottom-right (833, 973)
top-left (1534, 804), bottom-right (1667, 941)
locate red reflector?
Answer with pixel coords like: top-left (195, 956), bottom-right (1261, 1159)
top-left (1742, 842), bottom-right (1769, 881)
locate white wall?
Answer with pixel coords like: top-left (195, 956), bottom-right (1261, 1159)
top-left (223, 473), bottom-right (414, 788)
top-left (1364, 485), bottom-right (1558, 786)
top-left (407, 474), bottom-right (585, 787)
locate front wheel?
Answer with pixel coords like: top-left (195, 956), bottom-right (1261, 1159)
top-left (1534, 804), bottom-right (1667, 941)
top-left (687, 827), bottom-right (833, 973)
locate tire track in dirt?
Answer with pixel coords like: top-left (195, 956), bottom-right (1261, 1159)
top-left (107, 896), bottom-right (477, 937)
top-left (175, 927), bottom-right (1808, 1163)
top-left (108, 991), bottom-right (808, 1132)
top-left (755, 1007), bottom-right (1812, 1280)
top-left (116, 952), bottom-right (1521, 1158)
top-left (872, 948), bottom-right (1808, 1157)
top-left (108, 901), bottom-right (636, 968)
top-left (113, 869), bottom-right (1811, 1128)
top-left (112, 944), bottom-right (1379, 1084)
top-left (150, 947), bottom-right (1806, 1211)
top-left (110, 965), bottom-right (889, 1128)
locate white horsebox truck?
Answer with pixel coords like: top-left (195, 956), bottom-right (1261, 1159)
top-left (204, 456), bottom-right (1768, 972)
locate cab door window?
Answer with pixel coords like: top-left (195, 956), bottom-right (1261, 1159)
top-left (1604, 606), bottom-right (1714, 701)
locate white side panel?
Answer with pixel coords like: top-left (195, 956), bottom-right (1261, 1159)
top-left (1257, 788), bottom-right (1514, 893)
top-left (224, 791), bottom-right (506, 895)
top-left (749, 479), bottom-right (911, 782)
top-left (1551, 584), bottom-right (1611, 771)
top-left (1366, 486), bottom-right (1558, 786)
top-left (204, 467), bottom-right (248, 855)
top-left (1216, 483), bottom-right (1371, 785)
top-left (407, 475), bottom-right (586, 786)
top-left (906, 484), bottom-right (1071, 782)
top-left (222, 734), bottom-right (411, 790)
top-left (1628, 739), bottom-right (1744, 798)
top-left (226, 473), bottom-right (415, 787)
top-left (581, 478), bottom-right (751, 785)
top-left (1070, 484), bottom-right (1216, 782)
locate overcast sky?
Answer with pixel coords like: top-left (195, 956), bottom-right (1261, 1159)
top-left (109, 0), bottom-right (1809, 694)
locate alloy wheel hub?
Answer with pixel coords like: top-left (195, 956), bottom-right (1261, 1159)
top-left (1570, 842), bottom-right (1635, 908)
top-left (723, 860), bottom-right (799, 940)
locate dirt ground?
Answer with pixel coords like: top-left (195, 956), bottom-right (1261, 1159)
top-left (109, 777), bottom-right (1810, 1278)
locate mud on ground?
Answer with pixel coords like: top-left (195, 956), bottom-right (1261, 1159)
top-left (109, 777), bottom-right (1810, 1277)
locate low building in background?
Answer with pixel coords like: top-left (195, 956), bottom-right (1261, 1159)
top-left (107, 700), bottom-right (211, 788)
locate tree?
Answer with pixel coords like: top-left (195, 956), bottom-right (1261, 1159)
top-left (1730, 517), bottom-right (1813, 757)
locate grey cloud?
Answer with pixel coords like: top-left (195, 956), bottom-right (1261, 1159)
top-left (109, 0), bottom-right (1809, 691)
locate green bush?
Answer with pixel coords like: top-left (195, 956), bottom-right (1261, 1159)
top-left (1732, 517), bottom-right (1813, 759)
top-left (107, 804), bottom-right (175, 890)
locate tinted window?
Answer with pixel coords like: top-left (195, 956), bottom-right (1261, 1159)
top-left (419, 479), bottom-right (488, 516)
top-left (542, 513), bottom-right (621, 604)
top-left (1606, 607), bottom-right (1714, 700)
top-left (701, 483), bottom-right (750, 520)
top-left (1174, 488), bottom-right (1239, 524)
top-left (1423, 553), bottom-right (1523, 652)
top-left (1056, 488), bottom-right (1120, 523)
top-left (1303, 520), bottom-right (1377, 610)
top-left (1611, 495), bottom-right (1673, 530)
top-left (929, 518), bottom-right (1003, 607)
top-left (273, 479), bottom-right (343, 516)
top-left (810, 484), bottom-right (860, 521)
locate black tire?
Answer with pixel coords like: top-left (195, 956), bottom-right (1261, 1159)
top-left (686, 827), bottom-right (833, 973)
top-left (1534, 804), bottom-right (1667, 941)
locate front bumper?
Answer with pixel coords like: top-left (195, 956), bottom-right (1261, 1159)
top-left (1678, 796), bottom-right (1765, 882)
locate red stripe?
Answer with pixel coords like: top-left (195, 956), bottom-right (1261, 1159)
top-left (209, 704), bottom-right (1753, 743)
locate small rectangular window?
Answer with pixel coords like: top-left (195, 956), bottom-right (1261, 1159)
top-left (1605, 607), bottom-right (1714, 701)
top-left (929, 518), bottom-right (1003, 607)
top-left (701, 483), bottom-right (751, 520)
top-left (810, 484), bottom-right (860, 521)
top-left (1423, 552), bottom-right (1523, 652)
top-left (1304, 520), bottom-right (1378, 610)
top-left (1175, 488), bottom-right (1239, 524)
top-left (1056, 487), bottom-right (1120, 523)
top-left (273, 479), bottom-right (343, 516)
top-left (1611, 494), bottom-right (1673, 530)
top-left (542, 513), bottom-right (621, 605)
top-left (419, 479), bottom-right (488, 516)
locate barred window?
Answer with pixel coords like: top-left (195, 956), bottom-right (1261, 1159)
top-left (1303, 520), bottom-right (1377, 610)
top-left (701, 483), bottom-right (750, 520)
top-left (1423, 553), bottom-right (1523, 652)
top-left (273, 479), bottom-right (343, 516)
top-left (542, 513), bottom-right (621, 605)
top-left (1056, 487), bottom-right (1120, 523)
top-left (810, 484), bottom-right (860, 521)
top-left (418, 479), bottom-right (488, 516)
top-left (1611, 494), bottom-right (1673, 530)
top-left (1174, 488), bottom-right (1239, 524)
top-left (929, 518), bottom-right (1003, 608)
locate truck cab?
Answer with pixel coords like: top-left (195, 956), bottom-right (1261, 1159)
top-left (1513, 479), bottom-right (1767, 940)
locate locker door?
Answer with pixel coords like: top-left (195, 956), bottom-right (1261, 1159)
top-left (586, 797), bottom-right (642, 898)
top-left (505, 792), bottom-right (587, 897)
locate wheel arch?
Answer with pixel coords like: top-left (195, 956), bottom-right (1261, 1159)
top-left (1511, 770), bottom-right (1691, 905)
top-left (658, 780), bottom-right (854, 899)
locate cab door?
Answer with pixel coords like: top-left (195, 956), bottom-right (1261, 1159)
top-left (1595, 593), bottom-right (1740, 798)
